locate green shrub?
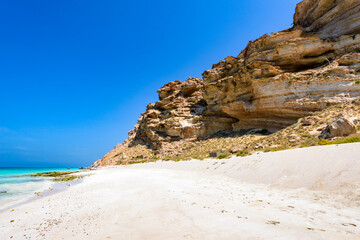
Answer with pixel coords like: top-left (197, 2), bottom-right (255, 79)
top-left (217, 154), bottom-right (229, 159)
top-left (355, 68), bottom-right (360, 73)
top-left (129, 160), bottom-right (148, 165)
top-left (164, 156), bottom-right (173, 161)
top-left (355, 80), bottom-right (360, 84)
top-left (319, 137), bottom-right (360, 145)
top-left (236, 150), bottom-right (249, 157)
top-left (264, 147), bottom-right (287, 152)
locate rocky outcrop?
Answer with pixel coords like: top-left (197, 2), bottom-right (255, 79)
top-left (95, 0), bottom-right (360, 165)
top-left (132, 77), bottom-right (236, 149)
top-left (202, 0), bottom-right (360, 132)
top-left (294, 0), bottom-right (360, 39)
top-left (319, 113), bottom-right (357, 139)
top-left (203, 40), bottom-right (360, 131)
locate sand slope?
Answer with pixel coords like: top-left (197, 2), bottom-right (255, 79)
top-left (1, 143), bottom-right (360, 240)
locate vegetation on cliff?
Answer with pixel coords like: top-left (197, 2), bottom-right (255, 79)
top-left (94, 0), bottom-right (360, 166)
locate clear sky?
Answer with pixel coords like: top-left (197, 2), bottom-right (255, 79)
top-left (0, 0), bottom-right (301, 167)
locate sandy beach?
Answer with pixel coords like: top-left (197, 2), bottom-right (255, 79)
top-left (1, 143), bottom-right (360, 240)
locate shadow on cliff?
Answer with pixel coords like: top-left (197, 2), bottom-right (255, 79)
top-left (199, 129), bottom-right (272, 140)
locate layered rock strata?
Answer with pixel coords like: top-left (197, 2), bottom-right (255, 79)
top-left (203, 38), bottom-right (360, 131)
top-left (97, 0), bottom-right (360, 164)
top-left (294, 0), bottom-right (360, 39)
top-left (201, 0), bottom-right (360, 132)
top-left (132, 77), bottom-right (237, 149)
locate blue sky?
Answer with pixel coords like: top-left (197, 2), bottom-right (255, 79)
top-left (0, 0), bottom-right (301, 167)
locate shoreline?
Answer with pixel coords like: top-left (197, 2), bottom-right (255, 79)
top-left (0, 170), bottom-right (89, 213)
top-left (0, 179), bottom-right (83, 214)
top-left (1, 143), bottom-right (360, 239)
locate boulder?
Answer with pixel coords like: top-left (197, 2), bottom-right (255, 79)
top-left (319, 114), bottom-right (357, 139)
top-left (230, 145), bottom-right (247, 154)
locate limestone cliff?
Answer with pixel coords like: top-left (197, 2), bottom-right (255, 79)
top-left (94, 0), bottom-right (360, 166)
top-left (294, 0), bottom-right (360, 39)
top-left (131, 77), bottom-right (236, 149)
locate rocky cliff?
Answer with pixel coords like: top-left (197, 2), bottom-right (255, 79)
top-left (131, 77), bottom-right (236, 149)
top-left (94, 0), bottom-right (360, 166)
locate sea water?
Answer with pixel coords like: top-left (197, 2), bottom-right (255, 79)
top-left (0, 168), bottom-right (79, 211)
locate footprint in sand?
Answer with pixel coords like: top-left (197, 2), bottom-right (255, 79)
top-left (342, 223), bottom-right (357, 227)
top-left (266, 221), bottom-right (280, 225)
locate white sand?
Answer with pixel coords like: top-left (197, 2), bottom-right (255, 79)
top-left (1, 143), bottom-right (360, 240)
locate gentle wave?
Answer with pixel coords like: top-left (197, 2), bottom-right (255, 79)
top-left (0, 168), bottom-right (78, 211)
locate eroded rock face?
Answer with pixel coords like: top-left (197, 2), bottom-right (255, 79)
top-left (294, 0), bottom-right (360, 39)
top-left (134, 0), bottom-right (360, 140)
top-left (203, 49), bottom-right (360, 132)
top-left (202, 0), bottom-right (360, 132)
top-left (96, 0), bottom-right (360, 164)
top-left (131, 77), bottom-right (237, 149)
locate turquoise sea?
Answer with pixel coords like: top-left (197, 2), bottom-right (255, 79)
top-left (0, 168), bottom-right (79, 211)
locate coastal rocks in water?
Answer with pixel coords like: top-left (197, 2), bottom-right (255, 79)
top-left (28, 171), bottom-right (83, 182)
top-left (319, 114), bottom-right (357, 139)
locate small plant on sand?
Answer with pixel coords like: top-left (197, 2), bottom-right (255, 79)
top-left (300, 137), bottom-right (319, 148)
top-left (129, 160), bottom-right (147, 165)
top-left (263, 147), bottom-right (288, 153)
top-left (355, 68), bottom-right (360, 73)
top-left (150, 155), bottom-right (159, 160)
top-left (319, 136), bottom-right (360, 145)
top-left (164, 156), bottom-right (173, 161)
top-left (217, 154), bottom-right (229, 159)
top-left (355, 80), bottom-right (360, 84)
top-left (236, 150), bottom-right (249, 157)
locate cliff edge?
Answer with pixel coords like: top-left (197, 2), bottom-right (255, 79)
top-left (94, 0), bottom-right (360, 166)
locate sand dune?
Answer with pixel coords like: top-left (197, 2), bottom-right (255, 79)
top-left (1, 143), bottom-right (360, 240)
